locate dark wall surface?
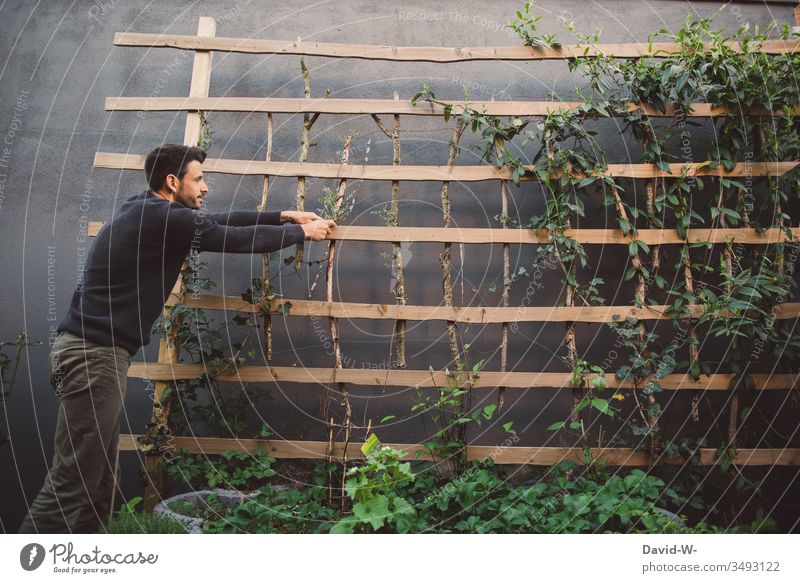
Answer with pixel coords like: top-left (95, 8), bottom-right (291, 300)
top-left (0, 0), bottom-right (797, 532)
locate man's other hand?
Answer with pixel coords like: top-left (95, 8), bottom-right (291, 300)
top-left (301, 219), bottom-right (337, 241)
top-left (281, 210), bottom-right (324, 224)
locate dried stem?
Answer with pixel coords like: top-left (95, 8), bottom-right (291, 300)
top-left (643, 177), bottom-right (662, 441)
top-left (294, 58), bottom-right (320, 271)
top-left (544, 131), bottom-right (580, 427)
top-left (609, 181), bottom-right (659, 449)
top-left (325, 135), bottom-right (354, 501)
top-left (681, 246), bottom-right (702, 422)
top-left (258, 113), bottom-right (274, 360)
top-left (718, 167), bottom-right (749, 444)
top-left (439, 119), bottom-right (466, 372)
top-left (494, 131), bottom-right (510, 409)
top-left (372, 92), bottom-right (406, 367)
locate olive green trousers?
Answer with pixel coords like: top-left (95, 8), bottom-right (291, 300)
top-left (18, 331), bottom-right (131, 533)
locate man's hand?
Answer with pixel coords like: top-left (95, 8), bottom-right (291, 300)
top-left (301, 219), bottom-right (337, 241)
top-left (281, 210), bottom-right (324, 224)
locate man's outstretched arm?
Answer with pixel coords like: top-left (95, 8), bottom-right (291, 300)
top-left (203, 210), bottom-right (324, 227)
top-left (183, 210), bottom-right (336, 253)
top-left (202, 210), bottom-right (282, 227)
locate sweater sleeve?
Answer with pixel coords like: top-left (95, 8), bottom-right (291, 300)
top-left (180, 208), bottom-right (305, 253)
top-left (202, 210), bottom-right (283, 227)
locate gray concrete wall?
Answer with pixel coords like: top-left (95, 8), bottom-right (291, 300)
top-left (0, 0), bottom-right (797, 532)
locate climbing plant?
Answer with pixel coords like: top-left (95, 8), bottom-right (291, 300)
top-left (410, 7), bottom-right (800, 475)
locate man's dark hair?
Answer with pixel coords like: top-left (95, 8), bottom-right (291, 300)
top-left (144, 144), bottom-right (207, 191)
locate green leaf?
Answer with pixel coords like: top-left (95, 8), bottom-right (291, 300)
top-left (591, 398), bottom-right (613, 417)
top-left (361, 433), bottom-right (382, 456)
top-left (352, 495), bottom-right (391, 530)
top-left (590, 375), bottom-right (607, 390)
top-left (721, 207), bottom-right (741, 220)
top-left (502, 421), bottom-right (517, 435)
top-left (655, 159), bottom-right (671, 174)
top-left (547, 421), bottom-right (566, 431)
top-left (330, 517), bottom-right (357, 534)
top-left (120, 496), bottom-right (144, 515)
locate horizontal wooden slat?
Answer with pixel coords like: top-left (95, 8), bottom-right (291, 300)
top-left (330, 226), bottom-right (800, 245)
top-left (104, 96), bottom-right (800, 117)
top-left (117, 434), bottom-right (800, 466)
top-left (126, 362), bottom-right (800, 391)
top-left (87, 221), bottom-right (800, 245)
top-left (113, 33), bottom-right (800, 61)
top-left (94, 151), bottom-right (799, 180)
top-left (152, 294), bottom-right (800, 324)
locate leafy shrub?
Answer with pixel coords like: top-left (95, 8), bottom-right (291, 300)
top-left (331, 446), bottom-right (418, 533)
top-left (166, 448), bottom-right (276, 490)
top-left (204, 464), bottom-right (337, 534)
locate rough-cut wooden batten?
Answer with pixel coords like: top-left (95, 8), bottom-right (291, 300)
top-left (126, 362), bottom-right (800, 391)
top-left (93, 151), bottom-right (799, 180)
top-left (105, 96), bottom-right (800, 117)
top-left (88, 220), bottom-right (800, 245)
top-left (113, 32), bottom-right (800, 61)
top-left (116, 434), bottom-right (800, 466)
top-left (145, 294), bottom-right (800, 323)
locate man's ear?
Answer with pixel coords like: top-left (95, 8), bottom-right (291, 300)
top-left (165, 173), bottom-right (179, 193)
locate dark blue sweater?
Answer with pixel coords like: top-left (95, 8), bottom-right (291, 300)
top-left (58, 190), bottom-right (305, 356)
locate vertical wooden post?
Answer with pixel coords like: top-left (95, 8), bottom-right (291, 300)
top-left (142, 16), bottom-right (216, 512)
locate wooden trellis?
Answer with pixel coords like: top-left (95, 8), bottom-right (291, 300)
top-left (89, 15), bottom-right (800, 509)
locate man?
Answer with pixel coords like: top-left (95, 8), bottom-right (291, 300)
top-left (19, 144), bottom-right (335, 533)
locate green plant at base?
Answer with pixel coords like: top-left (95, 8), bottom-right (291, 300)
top-left (204, 462), bottom-right (337, 533)
top-left (411, 344), bottom-right (514, 475)
top-left (195, 458), bottom-right (776, 534)
top-left (166, 447), bottom-right (277, 491)
top-left (168, 492), bottom-right (238, 522)
top-left (331, 446), bottom-right (417, 533)
top-left (102, 497), bottom-right (187, 534)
